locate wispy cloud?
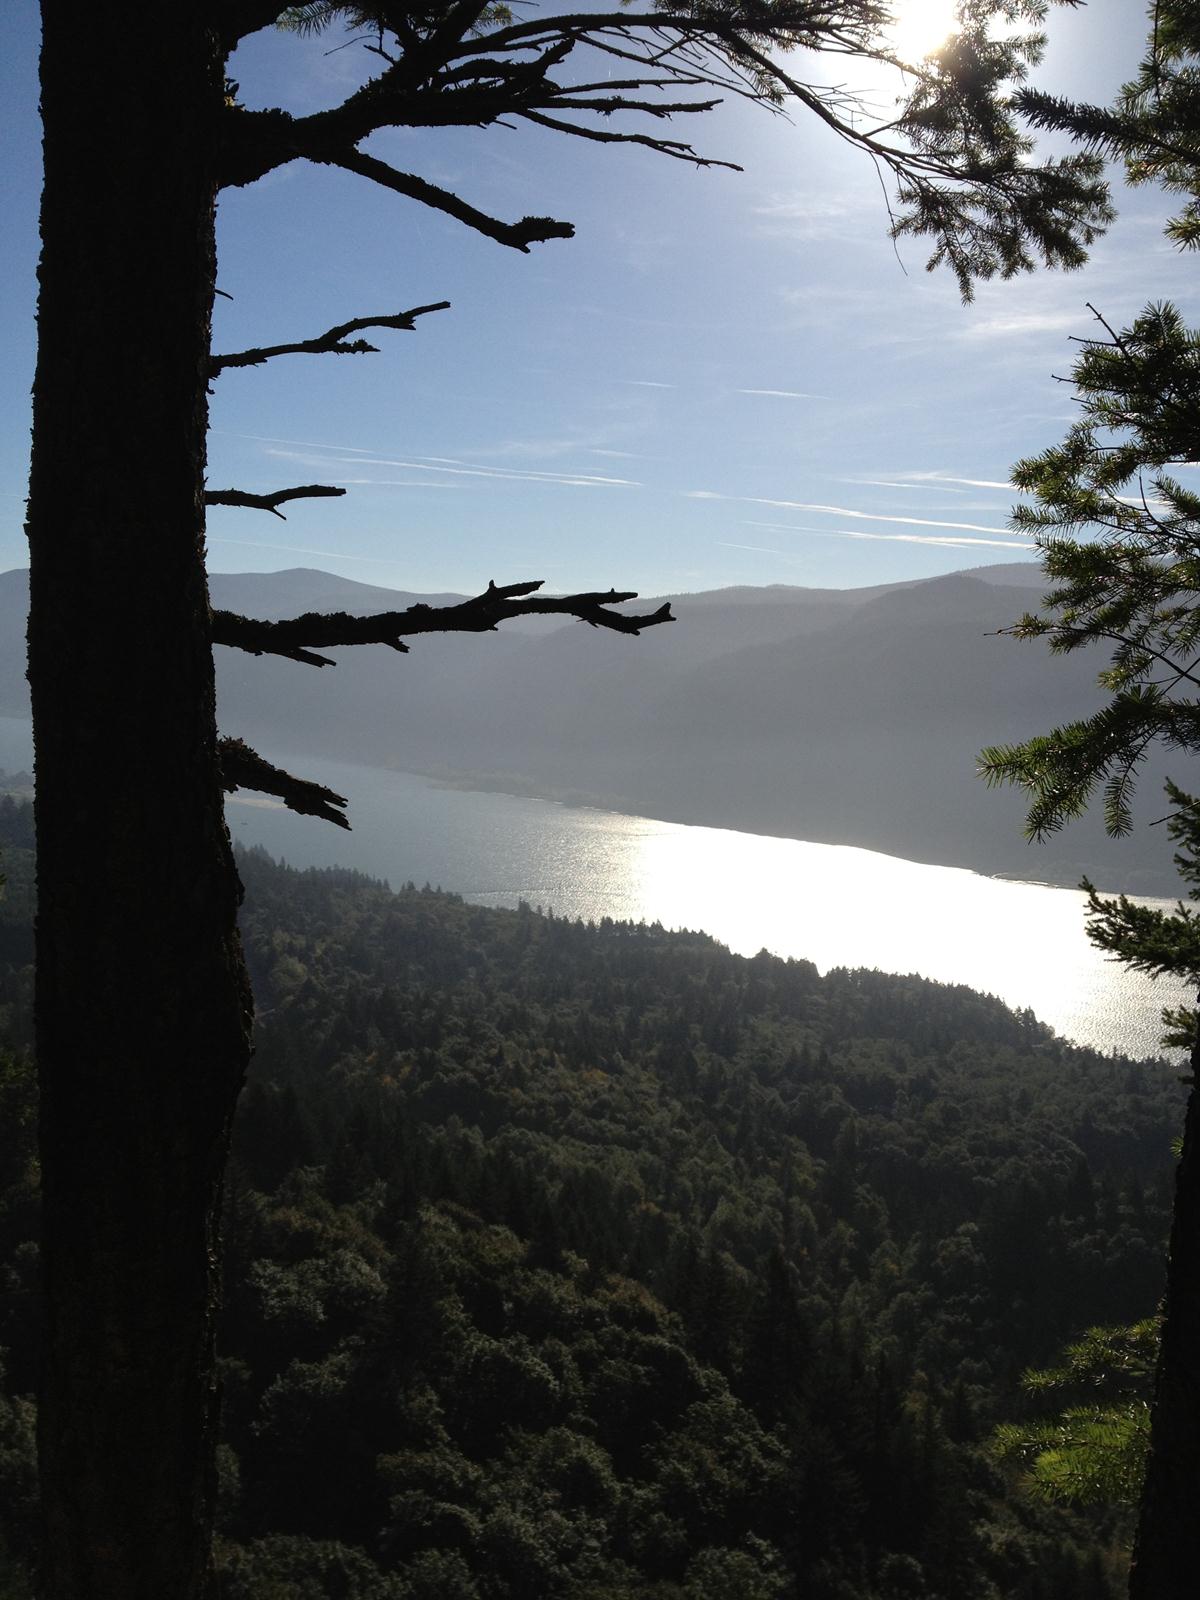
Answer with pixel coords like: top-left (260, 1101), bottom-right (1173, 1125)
top-left (211, 429), bottom-right (378, 455)
top-left (957, 308), bottom-right (1089, 342)
top-left (324, 477), bottom-right (460, 490)
top-left (466, 434), bottom-right (651, 464)
top-left (849, 471), bottom-right (1012, 495)
top-left (741, 520), bottom-right (1030, 551)
top-left (777, 284), bottom-right (887, 317)
top-left (849, 478), bottom-right (969, 495)
top-left (618, 379), bottom-right (674, 389)
top-left (751, 192), bottom-right (861, 243)
top-left (890, 470), bottom-right (1015, 491)
top-left (265, 447), bottom-right (640, 489)
top-left (684, 489), bottom-right (1015, 538)
top-left (736, 388), bottom-right (830, 400)
top-left (716, 540), bottom-right (798, 557)
top-left (208, 539), bottom-right (402, 564)
top-left (222, 429), bottom-right (650, 479)
top-left (837, 530), bottom-right (1029, 551)
top-left (768, 501), bottom-right (1015, 537)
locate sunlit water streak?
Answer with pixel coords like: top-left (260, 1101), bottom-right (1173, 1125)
top-left (0, 719), bottom-right (1187, 1059)
top-left (225, 759), bottom-right (1192, 1061)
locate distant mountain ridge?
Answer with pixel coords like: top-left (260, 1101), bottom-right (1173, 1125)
top-left (0, 562), bottom-right (1182, 891)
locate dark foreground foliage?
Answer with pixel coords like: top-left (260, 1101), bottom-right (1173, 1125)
top-left (0, 804), bottom-right (1185, 1597)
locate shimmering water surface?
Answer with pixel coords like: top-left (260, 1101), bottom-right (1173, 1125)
top-left (1, 719), bottom-right (1186, 1058)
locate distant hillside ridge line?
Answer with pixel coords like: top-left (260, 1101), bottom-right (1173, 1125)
top-left (0, 562), bottom-right (1174, 891)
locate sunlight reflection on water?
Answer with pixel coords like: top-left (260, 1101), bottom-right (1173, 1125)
top-left (0, 719), bottom-right (1185, 1060)
top-left (462, 803), bottom-right (1188, 1062)
top-left (224, 753), bottom-right (1185, 1062)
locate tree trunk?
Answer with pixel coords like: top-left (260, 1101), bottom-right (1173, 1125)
top-left (1129, 1032), bottom-right (1200, 1598)
top-left (27, 7), bottom-right (251, 1595)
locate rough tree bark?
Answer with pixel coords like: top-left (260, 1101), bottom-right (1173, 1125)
top-left (1130, 1055), bottom-right (1200, 1599)
top-left (27, 8), bottom-right (251, 1596)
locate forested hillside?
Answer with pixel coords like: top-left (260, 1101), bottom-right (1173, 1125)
top-left (0, 802), bottom-right (1184, 1596)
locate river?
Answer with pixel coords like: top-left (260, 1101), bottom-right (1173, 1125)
top-left (1, 717), bottom-right (1188, 1059)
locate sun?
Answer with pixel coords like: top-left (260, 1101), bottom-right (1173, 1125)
top-left (886, 0), bottom-right (960, 62)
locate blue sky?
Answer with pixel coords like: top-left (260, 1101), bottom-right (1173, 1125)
top-left (2, 1), bottom-right (1195, 598)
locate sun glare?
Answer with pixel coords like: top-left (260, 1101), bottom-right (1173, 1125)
top-left (887, 0), bottom-right (959, 62)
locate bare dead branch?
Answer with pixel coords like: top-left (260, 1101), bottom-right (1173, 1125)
top-left (212, 578), bottom-right (675, 664)
top-left (519, 108), bottom-right (738, 168)
top-left (204, 484), bottom-right (348, 519)
top-left (218, 736), bottom-right (351, 828)
top-left (210, 303), bottom-right (451, 374)
top-left (531, 87), bottom-right (723, 116)
top-left (213, 612), bottom-right (346, 668)
top-left (322, 150), bottom-right (575, 251)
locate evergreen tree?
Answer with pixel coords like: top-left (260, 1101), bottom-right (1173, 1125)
top-left (992, 1319), bottom-right (1157, 1510)
top-left (978, 5), bottom-right (1200, 1592)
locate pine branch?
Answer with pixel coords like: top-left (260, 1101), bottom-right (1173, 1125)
top-left (204, 484), bottom-right (347, 519)
top-left (218, 736), bottom-right (351, 827)
top-left (212, 578), bottom-right (674, 663)
top-left (1083, 880), bottom-right (1200, 983)
top-left (210, 303), bottom-right (450, 374)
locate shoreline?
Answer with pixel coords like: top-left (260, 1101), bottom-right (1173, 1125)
top-left (0, 711), bottom-right (1178, 898)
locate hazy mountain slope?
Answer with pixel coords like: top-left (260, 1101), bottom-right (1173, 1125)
top-left (959, 561), bottom-right (1048, 590)
top-left (435, 571), bottom-right (1164, 886)
top-left (0, 570), bottom-right (28, 716)
top-left (206, 568), bottom-right (467, 622)
top-left (605, 574), bottom-right (1136, 880)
